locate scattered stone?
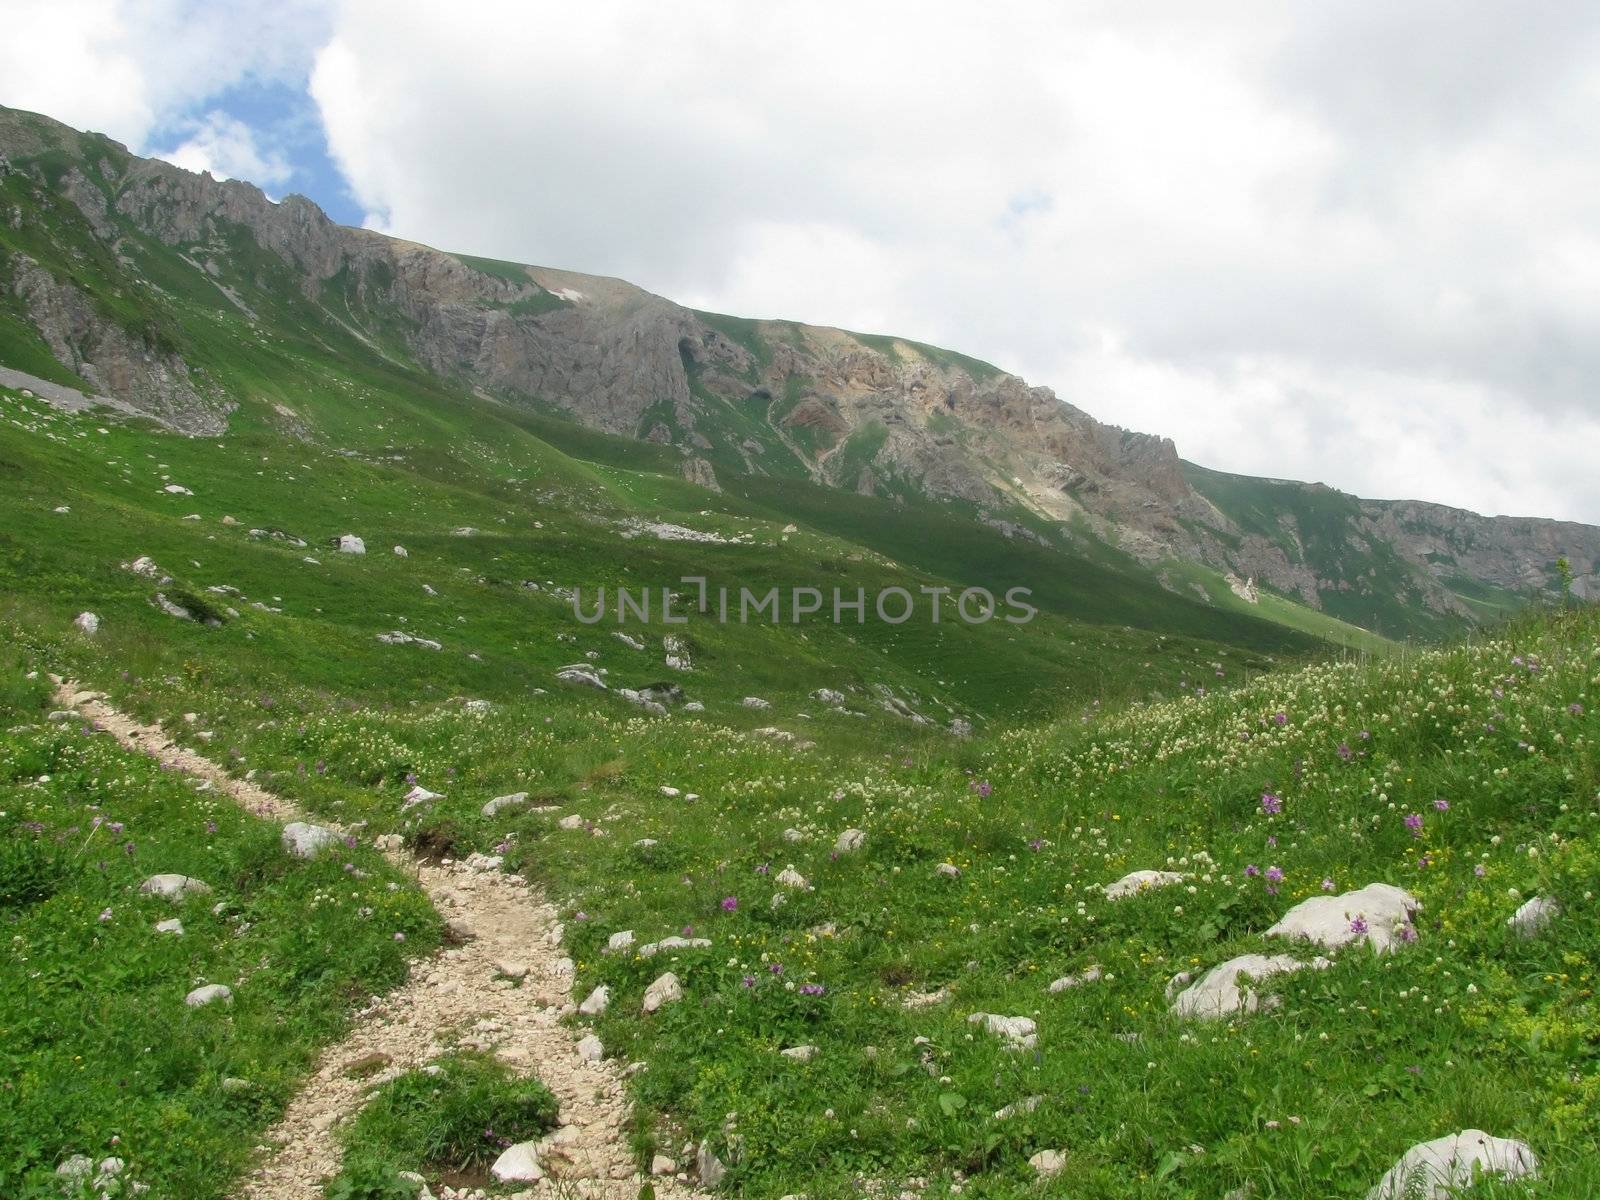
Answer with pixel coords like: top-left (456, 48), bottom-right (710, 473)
top-left (811, 688), bottom-right (846, 704)
top-left (1169, 954), bottom-right (1330, 1021)
top-left (683, 700), bottom-right (705, 712)
top-left (995, 1095), bottom-right (1043, 1120)
top-left (579, 985), bottom-right (610, 1015)
top-left (651, 1154), bottom-right (677, 1176)
top-left (643, 971), bottom-right (683, 1013)
top-left (697, 1140), bottom-right (727, 1186)
top-left (1030, 1149), bottom-right (1067, 1177)
top-left (556, 663), bottom-right (607, 690)
top-left (967, 1012), bottom-right (1037, 1049)
top-left (140, 873), bottom-right (213, 902)
top-left (902, 987), bottom-right (951, 1010)
top-left (1507, 895), bottom-right (1559, 938)
top-left (281, 822), bottom-right (341, 859)
top-left (949, 717), bottom-right (973, 737)
top-left (490, 1142), bottom-right (544, 1183)
top-left (783, 828), bottom-right (806, 843)
top-left (614, 631), bottom-right (646, 650)
top-left (1104, 869), bottom-right (1186, 900)
top-left (336, 534), bottom-right (366, 554)
top-left (163, 483), bottom-right (193, 495)
top-left (639, 935), bottom-right (711, 957)
top-left (153, 593), bottom-right (193, 621)
top-left (73, 611), bottom-right (99, 635)
top-left (494, 960), bottom-right (529, 982)
top-left (577, 1034), bottom-right (604, 1063)
top-left (664, 635), bottom-right (694, 671)
top-left (780, 1044), bottom-right (818, 1061)
top-left (935, 862), bottom-right (961, 879)
top-left (558, 813), bottom-right (585, 830)
top-left (155, 918), bottom-right (184, 935)
top-left (402, 785), bottom-right (444, 811)
top-left (742, 696), bottom-right (771, 710)
top-left (393, 545), bottom-right (408, 557)
top-left (185, 984), bottom-right (232, 1007)
top-left (377, 631), bottom-right (442, 650)
top-left (1265, 882), bottom-right (1421, 954)
top-left (1047, 965), bottom-right (1102, 993)
top-left (606, 930), bottom-right (636, 953)
top-left (835, 828), bottom-right (867, 854)
top-left (1366, 1130), bottom-right (1538, 1200)
top-left (481, 791), bottom-right (529, 817)
top-left (775, 867), bottom-right (809, 890)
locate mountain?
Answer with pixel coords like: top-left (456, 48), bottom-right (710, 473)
top-left (2, 103), bottom-right (1596, 643)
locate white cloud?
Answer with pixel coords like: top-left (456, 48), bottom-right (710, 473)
top-left (158, 111), bottom-right (292, 187)
top-left (6, 1), bottom-right (1600, 523)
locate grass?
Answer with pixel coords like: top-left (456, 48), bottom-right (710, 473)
top-left (325, 1053), bottom-right (558, 1198)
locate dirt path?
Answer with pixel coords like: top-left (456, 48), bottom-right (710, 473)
top-left (56, 680), bottom-right (699, 1200)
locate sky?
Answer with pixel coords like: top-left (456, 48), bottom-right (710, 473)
top-left (4, 0), bottom-right (1599, 523)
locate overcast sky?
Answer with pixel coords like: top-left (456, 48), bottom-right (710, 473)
top-left (5, 0), bottom-right (1599, 523)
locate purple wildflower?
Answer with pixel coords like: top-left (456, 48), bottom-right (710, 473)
top-left (1261, 792), bottom-right (1282, 816)
top-left (755, 862), bottom-right (770, 875)
top-left (1337, 743), bottom-right (1353, 761)
top-left (970, 779), bottom-right (992, 798)
top-left (1272, 712), bottom-right (1288, 726)
top-left (741, 975), bottom-right (756, 988)
top-left (1569, 703), bottom-right (1584, 716)
top-left (1349, 915), bottom-right (1369, 936)
top-left (393, 932), bottom-right (406, 942)
top-left (721, 896), bottom-right (738, 912)
top-left (769, 962), bottom-right (784, 975)
top-left (1474, 863), bottom-right (1487, 877)
top-left (1397, 923), bottom-right (1418, 944)
top-left (1404, 813), bottom-right (1424, 837)
top-left (1244, 864), bottom-right (1260, 878)
top-left (1433, 798), bottom-right (1450, 812)
top-left (1321, 877), bottom-right (1336, 892)
top-left (799, 983), bottom-right (826, 996)
top-left (1265, 866), bottom-right (1284, 884)
top-left (98, 907), bottom-right (113, 922)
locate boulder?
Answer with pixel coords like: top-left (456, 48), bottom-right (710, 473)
top-left (577, 1034), bottom-right (604, 1062)
top-left (1264, 882), bottom-right (1420, 954)
top-left (1030, 1149), bottom-right (1068, 1177)
top-left (780, 1044), bottom-right (818, 1061)
top-left (742, 696), bottom-right (771, 710)
top-left (393, 545), bottom-right (408, 557)
top-left (835, 828), bottom-right (867, 854)
top-left (1507, 895), bottom-right (1559, 938)
top-left (281, 822), bottom-right (341, 859)
top-left (811, 688), bottom-right (846, 704)
top-left (967, 1012), bottom-right (1037, 1049)
top-left (1168, 954), bottom-right (1328, 1021)
top-left (336, 534), bottom-right (366, 554)
top-left (73, 611), bottom-right (99, 635)
top-left (1104, 870), bottom-right (1185, 900)
top-left (639, 935), bottom-right (711, 957)
top-left (185, 983), bottom-right (232, 1007)
top-left (490, 1142), bottom-right (544, 1183)
top-left (155, 918), bottom-right (184, 935)
top-left (1047, 965), bottom-right (1102, 993)
top-left (402, 784), bottom-right (443, 810)
top-left (140, 873), bottom-right (212, 903)
top-left (556, 663), bottom-right (607, 690)
top-left (1366, 1130), bottom-right (1538, 1200)
top-left (579, 985), bottom-right (610, 1015)
top-left (482, 791), bottom-right (529, 817)
top-left (643, 971), bottom-right (683, 1013)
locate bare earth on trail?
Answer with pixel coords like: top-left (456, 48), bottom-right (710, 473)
top-left (56, 680), bottom-right (699, 1200)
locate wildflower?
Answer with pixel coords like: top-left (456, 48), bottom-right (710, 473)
top-left (1337, 743), bottom-right (1353, 761)
top-left (755, 862), bottom-right (770, 875)
top-left (393, 932), bottom-right (406, 942)
top-left (1569, 703), bottom-right (1584, 716)
top-left (721, 896), bottom-right (738, 912)
top-left (769, 962), bottom-right (784, 975)
top-left (1260, 792), bottom-right (1282, 816)
top-left (1349, 915), bottom-right (1369, 936)
top-left (1265, 866), bottom-right (1284, 885)
top-left (1474, 864), bottom-right (1487, 878)
top-left (1404, 813), bottom-right (1424, 837)
top-left (1397, 923), bottom-right (1418, 944)
top-left (1272, 712), bottom-right (1287, 726)
top-left (98, 907), bottom-right (113, 922)
top-left (1433, 798), bottom-right (1450, 812)
top-left (205, 820), bottom-right (217, 834)
top-left (799, 983), bottom-right (826, 996)
top-left (741, 975), bottom-right (756, 988)
top-left (1321, 878), bottom-right (1336, 892)
top-left (970, 779), bottom-right (992, 798)
top-left (1028, 837), bottom-right (1044, 851)
top-left (682, 925), bottom-right (695, 937)
top-left (1244, 864), bottom-right (1260, 878)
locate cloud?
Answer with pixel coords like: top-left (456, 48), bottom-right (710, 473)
top-left (6, 1), bottom-right (1600, 522)
top-left (157, 111), bottom-right (293, 187)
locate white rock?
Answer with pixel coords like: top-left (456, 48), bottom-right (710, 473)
top-left (1366, 1130), bottom-right (1538, 1200)
top-left (163, 483), bottom-right (192, 495)
top-left (337, 534), bottom-right (366, 554)
top-left (614, 631), bottom-right (646, 650)
top-left (558, 813), bottom-right (586, 830)
top-left (1507, 895), bottom-right (1559, 938)
top-left (577, 1034), bottom-right (604, 1062)
top-left (742, 696), bottom-right (771, 710)
top-left (402, 784), bottom-right (443, 808)
top-left (125, 557), bottom-right (161, 577)
top-left (1104, 870), bottom-right (1186, 900)
top-left (835, 828), bottom-right (867, 854)
top-left (683, 700), bottom-right (705, 712)
top-left (606, 930), bottom-right (636, 953)
top-left (660, 785), bottom-right (681, 797)
top-left (902, 987), bottom-right (951, 1010)
top-left (393, 545), bottom-right (408, 557)
top-left (482, 791), bottom-right (528, 817)
top-left (639, 936), bottom-right (711, 957)
top-left (73, 611), bottom-right (99, 635)
top-left (780, 1044), bottom-right (818, 1061)
top-left (281, 822), bottom-right (341, 859)
top-left (1047, 965), bottom-right (1102, 993)
top-left (967, 1012), bottom-right (1037, 1049)
top-left (1169, 954), bottom-right (1329, 1020)
top-left (556, 663), bottom-right (607, 690)
top-left (935, 862), bottom-right (961, 879)
top-left (811, 688), bottom-right (846, 704)
top-left (55, 1155), bottom-right (93, 1184)
top-left (775, 867), bottom-right (809, 890)
top-left (643, 971), bottom-right (683, 1013)
top-left (651, 1154), bottom-right (677, 1176)
top-left (1030, 1149), bottom-right (1067, 1176)
top-left (155, 918), bottom-right (184, 935)
top-left (490, 1142), bottom-right (544, 1182)
top-left (1265, 882), bottom-right (1421, 954)
top-left (995, 1095), bottom-right (1043, 1120)
top-left (494, 961), bottom-right (529, 982)
top-left (140, 873), bottom-right (212, 902)
top-left (185, 984), bottom-right (232, 1007)
top-left (697, 1140), bottom-right (727, 1186)
top-left (579, 985), bottom-right (610, 1015)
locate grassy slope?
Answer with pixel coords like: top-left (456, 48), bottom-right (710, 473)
top-left (43, 591), bottom-right (1599, 1198)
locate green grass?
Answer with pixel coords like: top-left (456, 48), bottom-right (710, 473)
top-left (325, 1053), bottom-right (558, 1197)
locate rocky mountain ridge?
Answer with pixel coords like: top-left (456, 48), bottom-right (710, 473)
top-left (2, 103), bottom-right (1596, 637)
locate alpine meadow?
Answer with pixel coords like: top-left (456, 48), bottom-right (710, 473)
top-left (1, 37), bottom-right (1599, 1200)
